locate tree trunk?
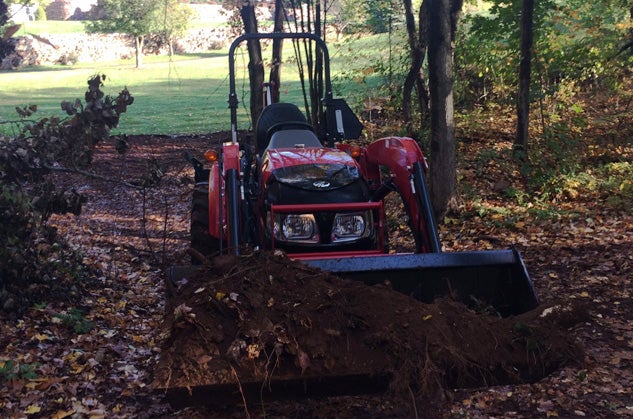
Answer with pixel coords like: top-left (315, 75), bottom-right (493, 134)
top-left (313, 2), bottom-right (324, 131)
top-left (515, 0), bottom-right (534, 160)
top-left (241, 3), bottom-right (264, 126)
top-left (270, 0), bottom-right (285, 104)
top-left (630, 5), bottom-right (633, 49)
top-left (449, 0), bottom-right (464, 40)
top-left (134, 35), bottom-right (144, 68)
top-left (415, 3), bottom-right (431, 127)
top-left (402, 0), bottom-right (430, 138)
top-left (427, 0), bottom-right (457, 219)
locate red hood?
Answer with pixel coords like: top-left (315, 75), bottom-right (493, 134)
top-left (262, 147), bottom-right (357, 172)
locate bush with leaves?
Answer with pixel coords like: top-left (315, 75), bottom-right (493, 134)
top-left (0, 75), bottom-right (134, 315)
top-left (455, 0), bottom-right (633, 107)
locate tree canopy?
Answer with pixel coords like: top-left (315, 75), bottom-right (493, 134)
top-left (84, 0), bottom-right (194, 67)
top-left (153, 0), bottom-right (196, 57)
top-left (85, 0), bottom-right (158, 68)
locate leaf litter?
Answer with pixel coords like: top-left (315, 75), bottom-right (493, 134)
top-left (0, 133), bottom-right (631, 418)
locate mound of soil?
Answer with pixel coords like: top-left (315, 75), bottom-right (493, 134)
top-left (153, 251), bottom-right (586, 412)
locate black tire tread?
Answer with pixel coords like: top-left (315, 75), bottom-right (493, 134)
top-left (190, 184), bottom-right (219, 263)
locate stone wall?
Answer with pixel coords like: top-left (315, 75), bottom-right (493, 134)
top-left (4, 34), bottom-right (133, 68)
top-left (1, 28), bottom-right (231, 69)
top-left (173, 27), bottom-right (230, 54)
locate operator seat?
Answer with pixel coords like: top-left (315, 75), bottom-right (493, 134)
top-left (255, 103), bottom-right (320, 155)
top-left (267, 129), bottom-right (322, 150)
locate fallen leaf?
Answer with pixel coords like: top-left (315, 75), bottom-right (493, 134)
top-left (52, 410), bottom-right (76, 419)
top-left (34, 333), bottom-right (52, 342)
top-left (24, 405), bottom-right (41, 414)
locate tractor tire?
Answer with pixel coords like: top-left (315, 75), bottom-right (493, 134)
top-left (190, 184), bottom-right (219, 264)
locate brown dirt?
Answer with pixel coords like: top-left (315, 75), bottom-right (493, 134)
top-left (154, 250), bottom-right (585, 415)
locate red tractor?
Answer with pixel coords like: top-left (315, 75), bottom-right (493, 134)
top-left (179, 32), bottom-right (538, 317)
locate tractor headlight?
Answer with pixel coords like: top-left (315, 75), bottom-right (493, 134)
top-left (283, 214), bottom-right (317, 240)
top-left (268, 213), bottom-right (319, 243)
top-left (331, 211), bottom-right (372, 243)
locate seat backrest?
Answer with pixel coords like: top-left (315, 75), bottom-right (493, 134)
top-left (267, 129), bottom-right (322, 150)
top-left (256, 103), bottom-right (310, 155)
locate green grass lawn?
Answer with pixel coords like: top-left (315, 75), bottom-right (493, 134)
top-left (0, 53), bottom-right (239, 135)
top-left (0, 35), bottom-right (391, 136)
top-left (14, 20), bottom-right (88, 36)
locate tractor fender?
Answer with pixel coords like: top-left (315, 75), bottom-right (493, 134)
top-left (208, 143), bottom-right (242, 241)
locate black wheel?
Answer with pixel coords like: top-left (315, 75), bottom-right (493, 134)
top-left (190, 184), bottom-right (219, 263)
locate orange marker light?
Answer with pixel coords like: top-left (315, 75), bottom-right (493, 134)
top-left (350, 145), bottom-right (362, 158)
top-left (204, 149), bottom-right (219, 162)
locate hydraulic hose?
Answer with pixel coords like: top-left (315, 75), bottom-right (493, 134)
top-left (412, 161), bottom-right (441, 253)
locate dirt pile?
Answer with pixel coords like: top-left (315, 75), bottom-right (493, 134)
top-left (153, 251), bottom-right (586, 411)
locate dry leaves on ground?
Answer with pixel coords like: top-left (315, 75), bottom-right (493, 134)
top-left (0, 134), bottom-right (631, 418)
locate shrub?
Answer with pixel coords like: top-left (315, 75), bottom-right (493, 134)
top-left (0, 75), bottom-right (133, 315)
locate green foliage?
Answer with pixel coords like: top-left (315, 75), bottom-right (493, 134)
top-left (0, 0), bottom-right (15, 60)
top-left (456, 0), bottom-right (552, 104)
top-left (152, 0), bottom-right (195, 46)
top-left (0, 360), bottom-right (40, 382)
top-left (86, 0), bottom-right (159, 37)
top-left (362, 0), bottom-right (403, 34)
top-left (330, 33), bottom-right (413, 137)
top-left (85, 0), bottom-right (195, 48)
top-left (85, 0), bottom-right (195, 66)
top-left (541, 1), bottom-right (632, 82)
top-left (533, 161), bottom-right (633, 210)
top-left (54, 308), bottom-right (95, 334)
top-left (455, 0), bottom-right (633, 106)
top-left (331, 0), bottom-right (371, 35)
top-left (15, 74), bottom-right (135, 168)
top-left (601, 162), bottom-right (633, 208)
top-left (0, 75), bottom-right (133, 314)
top-left (35, 2), bottom-right (46, 20)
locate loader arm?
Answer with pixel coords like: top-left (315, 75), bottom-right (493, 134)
top-left (361, 137), bottom-right (440, 253)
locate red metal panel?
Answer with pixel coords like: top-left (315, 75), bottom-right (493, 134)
top-left (271, 202), bottom-right (382, 213)
top-left (222, 142), bottom-right (240, 171)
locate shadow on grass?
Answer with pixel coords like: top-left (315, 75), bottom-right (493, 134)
top-left (178, 52), bottom-right (228, 59)
top-left (0, 66), bottom-right (78, 74)
top-left (0, 51), bottom-right (229, 74)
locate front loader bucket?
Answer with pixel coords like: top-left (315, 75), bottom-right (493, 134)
top-left (166, 248), bottom-right (538, 317)
top-left (157, 249), bottom-right (538, 408)
top-left (301, 249), bottom-right (539, 317)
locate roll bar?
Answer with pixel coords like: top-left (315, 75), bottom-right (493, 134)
top-left (227, 32), bottom-right (334, 143)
